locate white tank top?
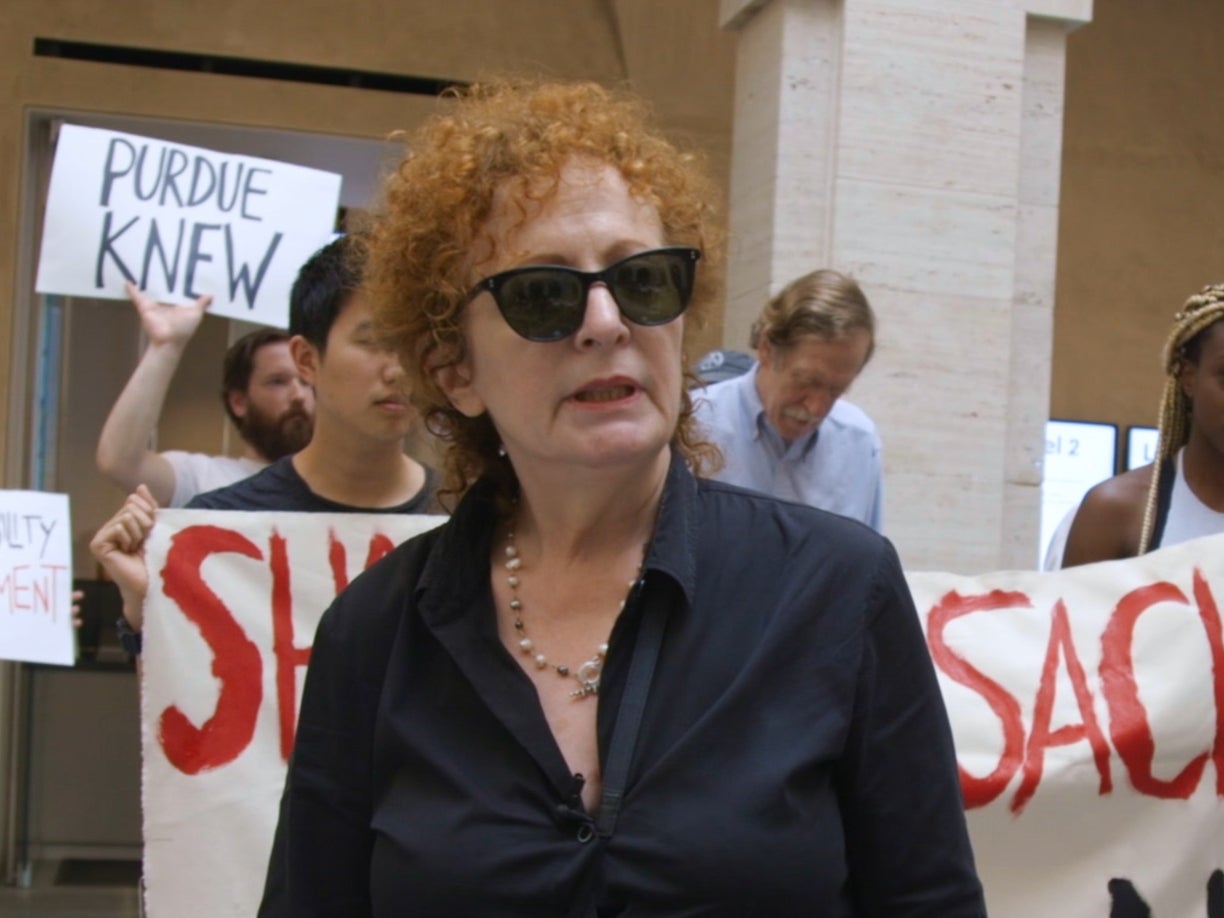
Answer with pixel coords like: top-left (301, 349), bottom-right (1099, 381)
top-left (1160, 449), bottom-right (1224, 547)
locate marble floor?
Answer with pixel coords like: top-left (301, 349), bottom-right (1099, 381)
top-left (0, 860), bottom-right (140, 918)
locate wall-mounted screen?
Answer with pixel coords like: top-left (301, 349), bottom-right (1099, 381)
top-left (1126, 425), bottom-right (1159, 470)
top-left (1039, 419), bottom-right (1119, 567)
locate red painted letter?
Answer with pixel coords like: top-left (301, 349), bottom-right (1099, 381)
top-left (277, 529), bottom-right (395, 759)
top-left (365, 533), bottom-right (395, 570)
top-left (158, 525), bottom-right (263, 775)
top-left (328, 529), bottom-right (350, 594)
top-left (270, 531), bottom-right (312, 761)
top-left (1100, 580), bottom-right (1207, 798)
top-left (927, 590), bottom-right (1030, 808)
top-left (1191, 570), bottom-right (1224, 796)
top-left (1013, 599), bottom-right (1113, 813)
top-left (329, 529), bottom-right (396, 594)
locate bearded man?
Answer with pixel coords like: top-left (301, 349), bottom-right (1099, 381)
top-left (96, 283), bottom-right (315, 507)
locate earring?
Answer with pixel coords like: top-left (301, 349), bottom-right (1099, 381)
top-left (497, 444), bottom-right (507, 458)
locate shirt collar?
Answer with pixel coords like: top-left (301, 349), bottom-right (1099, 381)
top-left (641, 449), bottom-right (699, 608)
top-left (415, 478), bottom-right (499, 627)
top-left (416, 450), bottom-right (698, 626)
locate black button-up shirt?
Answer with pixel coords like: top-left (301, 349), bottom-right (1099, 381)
top-left (263, 452), bottom-right (985, 916)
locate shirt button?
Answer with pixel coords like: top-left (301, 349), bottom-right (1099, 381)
top-left (576, 823), bottom-right (595, 844)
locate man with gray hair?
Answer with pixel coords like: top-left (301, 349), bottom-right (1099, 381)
top-left (693, 268), bottom-right (883, 530)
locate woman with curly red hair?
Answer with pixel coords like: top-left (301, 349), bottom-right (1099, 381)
top-left (261, 79), bottom-right (984, 916)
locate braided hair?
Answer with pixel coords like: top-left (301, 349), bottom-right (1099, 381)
top-left (1137, 283), bottom-right (1224, 553)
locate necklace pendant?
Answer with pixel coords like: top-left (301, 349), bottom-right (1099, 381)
top-left (503, 521), bottom-right (639, 705)
top-left (576, 659), bottom-right (602, 684)
top-left (569, 659), bottom-right (602, 700)
top-left (570, 680), bottom-right (599, 699)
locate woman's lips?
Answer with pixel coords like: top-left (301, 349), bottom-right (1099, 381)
top-left (570, 375), bottom-right (641, 404)
top-left (573, 383), bottom-right (636, 403)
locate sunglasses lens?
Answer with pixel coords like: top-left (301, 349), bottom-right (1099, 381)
top-left (608, 251), bottom-right (694, 326)
top-left (496, 270), bottom-right (586, 342)
top-left (483, 248), bottom-right (698, 342)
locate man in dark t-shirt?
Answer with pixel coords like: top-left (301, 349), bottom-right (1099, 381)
top-left (91, 236), bottom-right (443, 653)
top-left (189, 235), bottom-right (439, 515)
top-left (88, 238), bottom-right (444, 915)
top-left (188, 454), bottom-right (437, 513)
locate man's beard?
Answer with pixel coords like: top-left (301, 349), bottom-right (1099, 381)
top-left (239, 401), bottom-right (313, 461)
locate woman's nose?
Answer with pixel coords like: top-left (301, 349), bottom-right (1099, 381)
top-left (575, 283), bottom-right (629, 348)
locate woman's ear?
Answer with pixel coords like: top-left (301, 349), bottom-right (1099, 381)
top-left (291, 336), bottom-right (319, 386)
top-left (433, 353), bottom-right (486, 418)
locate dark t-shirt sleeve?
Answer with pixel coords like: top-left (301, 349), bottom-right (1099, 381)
top-left (837, 541), bottom-right (986, 916)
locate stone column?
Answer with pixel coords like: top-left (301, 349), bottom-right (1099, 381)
top-left (721, 0), bottom-right (1091, 571)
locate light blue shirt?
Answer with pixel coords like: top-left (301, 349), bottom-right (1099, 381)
top-left (692, 366), bottom-right (884, 531)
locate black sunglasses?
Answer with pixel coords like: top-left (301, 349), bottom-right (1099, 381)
top-left (465, 246), bottom-right (701, 342)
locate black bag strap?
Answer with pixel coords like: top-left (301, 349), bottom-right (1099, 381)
top-left (595, 579), bottom-right (668, 839)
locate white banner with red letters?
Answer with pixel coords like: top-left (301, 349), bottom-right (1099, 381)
top-left (140, 511), bottom-right (1224, 918)
top-left (908, 533), bottom-right (1224, 918)
top-left (141, 510), bottom-right (445, 918)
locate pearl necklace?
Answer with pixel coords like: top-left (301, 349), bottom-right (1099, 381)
top-left (503, 527), bottom-right (642, 699)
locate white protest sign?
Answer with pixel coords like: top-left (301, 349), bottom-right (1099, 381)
top-left (35, 125), bottom-right (342, 328)
top-left (141, 510), bottom-right (445, 918)
top-left (909, 533), bottom-right (1224, 918)
top-left (0, 491), bottom-right (73, 666)
top-left (141, 511), bottom-right (1224, 918)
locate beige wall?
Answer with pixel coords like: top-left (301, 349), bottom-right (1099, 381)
top-left (720, 0), bottom-right (1088, 573)
top-left (0, 0), bottom-right (737, 485)
top-left (1053, 0), bottom-right (1224, 430)
top-left (5, 0), bottom-right (1218, 546)
top-left (0, 0), bottom-right (735, 875)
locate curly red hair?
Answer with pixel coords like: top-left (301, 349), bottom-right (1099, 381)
top-left (362, 79), bottom-right (723, 505)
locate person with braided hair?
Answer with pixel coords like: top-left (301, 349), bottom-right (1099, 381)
top-left (1062, 283), bottom-right (1224, 566)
